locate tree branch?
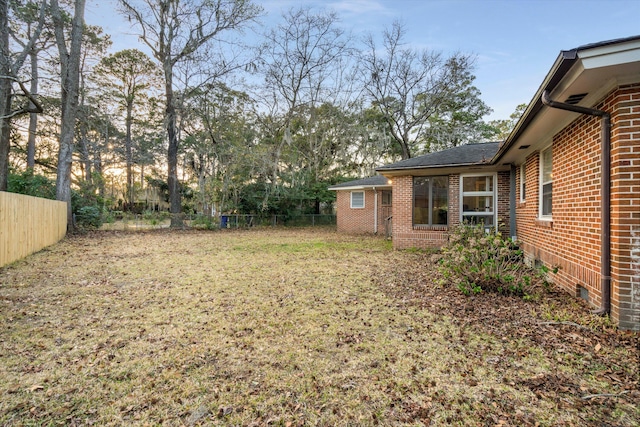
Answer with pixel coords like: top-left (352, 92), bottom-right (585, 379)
top-left (0, 75), bottom-right (44, 119)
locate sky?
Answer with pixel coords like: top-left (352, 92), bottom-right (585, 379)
top-left (85, 0), bottom-right (640, 121)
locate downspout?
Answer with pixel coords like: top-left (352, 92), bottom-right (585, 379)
top-left (509, 165), bottom-right (517, 241)
top-left (541, 90), bottom-right (611, 316)
top-left (373, 187), bottom-right (378, 234)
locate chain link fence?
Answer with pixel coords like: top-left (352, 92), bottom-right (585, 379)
top-left (100, 213), bottom-right (336, 231)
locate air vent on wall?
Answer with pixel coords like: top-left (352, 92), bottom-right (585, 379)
top-left (564, 93), bottom-right (588, 105)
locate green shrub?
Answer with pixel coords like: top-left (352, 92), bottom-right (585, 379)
top-left (191, 214), bottom-right (218, 230)
top-left (7, 170), bottom-right (56, 199)
top-left (75, 206), bottom-right (103, 229)
top-left (439, 223), bottom-right (548, 297)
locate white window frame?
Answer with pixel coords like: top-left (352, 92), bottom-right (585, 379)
top-left (460, 173), bottom-right (497, 229)
top-left (539, 146), bottom-right (553, 219)
top-left (350, 191), bottom-right (365, 209)
top-left (520, 163), bottom-right (526, 203)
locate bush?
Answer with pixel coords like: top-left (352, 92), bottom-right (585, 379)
top-left (439, 223), bottom-right (549, 297)
top-left (7, 170), bottom-right (56, 199)
top-left (75, 206), bottom-right (103, 229)
top-left (190, 214), bottom-right (218, 230)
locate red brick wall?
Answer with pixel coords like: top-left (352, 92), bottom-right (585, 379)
top-left (609, 84), bottom-right (640, 330)
top-left (335, 189), bottom-right (390, 234)
top-left (391, 172), bottom-right (511, 250)
top-left (392, 175), bottom-right (453, 249)
top-left (497, 171), bottom-right (511, 237)
top-left (515, 85), bottom-right (640, 330)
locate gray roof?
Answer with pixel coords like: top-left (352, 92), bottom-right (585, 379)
top-left (376, 142), bottom-right (500, 172)
top-left (328, 175), bottom-right (391, 190)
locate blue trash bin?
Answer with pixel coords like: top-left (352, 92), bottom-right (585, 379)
top-left (220, 215), bottom-right (228, 228)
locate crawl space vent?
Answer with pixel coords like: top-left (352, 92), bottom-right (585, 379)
top-left (579, 286), bottom-right (589, 302)
top-left (564, 93), bottom-right (588, 105)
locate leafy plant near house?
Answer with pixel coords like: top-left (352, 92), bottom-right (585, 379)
top-left (439, 223), bottom-right (553, 297)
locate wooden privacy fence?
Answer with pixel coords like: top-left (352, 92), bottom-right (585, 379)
top-left (0, 192), bottom-right (67, 268)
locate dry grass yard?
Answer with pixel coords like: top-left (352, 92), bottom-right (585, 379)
top-left (0, 228), bottom-right (638, 426)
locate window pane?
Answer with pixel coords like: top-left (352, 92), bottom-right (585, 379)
top-left (413, 177), bottom-right (429, 224)
top-left (381, 190), bottom-right (392, 206)
top-left (413, 176), bottom-right (448, 226)
top-left (462, 195), bottom-right (493, 213)
top-left (462, 214), bottom-right (495, 227)
top-left (351, 191), bottom-right (364, 208)
top-left (520, 164), bottom-right (526, 201)
top-left (542, 148), bottom-right (552, 183)
top-left (431, 176), bottom-right (448, 225)
top-left (462, 176), bottom-right (493, 192)
top-left (542, 182), bottom-right (552, 215)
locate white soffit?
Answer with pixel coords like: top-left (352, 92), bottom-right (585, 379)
top-left (500, 41), bottom-right (640, 165)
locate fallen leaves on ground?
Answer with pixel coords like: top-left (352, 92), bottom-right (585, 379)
top-left (0, 228), bottom-right (638, 426)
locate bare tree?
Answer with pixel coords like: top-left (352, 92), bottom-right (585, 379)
top-left (120, 0), bottom-right (262, 227)
top-left (256, 7), bottom-right (354, 208)
top-left (360, 21), bottom-right (475, 159)
top-left (50, 0), bottom-right (85, 230)
top-left (0, 0), bottom-right (45, 190)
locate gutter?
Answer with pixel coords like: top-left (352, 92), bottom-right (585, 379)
top-left (493, 49), bottom-right (579, 164)
top-left (541, 90), bottom-right (611, 316)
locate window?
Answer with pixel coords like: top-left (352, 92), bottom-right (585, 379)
top-left (520, 163), bottom-right (526, 202)
top-left (381, 190), bottom-right (392, 206)
top-left (461, 174), bottom-right (496, 228)
top-left (540, 147), bottom-right (552, 217)
top-left (413, 176), bottom-right (448, 226)
top-left (350, 191), bottom-right (364, 209)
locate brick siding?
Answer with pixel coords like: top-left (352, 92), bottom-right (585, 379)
top-left (391, 172), bottom-right (511, 250)
top-left (515, 84), bottom-right (640, 330)
top-left (497, 171), bottom-right (511, 236)
top-left (335, 189), bottom-right (391, 234)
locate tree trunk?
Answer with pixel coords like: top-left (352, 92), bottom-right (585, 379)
top-left (78, 125), bottom-right (92, 183)
top-left (77, 74), bottom-right (92, 186)
top-left (125, 100), bottom-right (134, 210)
top-left (26, 49), bottom-right (38, 169)
top-left (0, 0), bottom-right (11, 191)
top-left (54, 0), bottom-right (86, 231)
top-left (95, 151), bottom-right (104, 198)
top-left (164, 65), bottom-right (182, 226)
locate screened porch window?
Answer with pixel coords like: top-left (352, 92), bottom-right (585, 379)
top-left (413, 176), bottom-right (448, 226)
top-left (461, 174), bottom-right (496, 228)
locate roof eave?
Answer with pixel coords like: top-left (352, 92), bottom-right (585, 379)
top-left (493, 35), bottom-right (640, 164)
top-left (328, 184), bottom-right (392, 191)
top-left (493, 49), bottom-right (578, 163)
top-left (376, 161), bottom-right (494, 174)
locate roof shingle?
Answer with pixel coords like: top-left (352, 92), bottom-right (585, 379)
top-left (376, 142), bottom-right (500, 171)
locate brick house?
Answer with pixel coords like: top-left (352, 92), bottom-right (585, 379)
top-left (329, 175), bottom-right (392, 235)
top-left (375, 142), bottom-right (508, 248)
top-left (331, 36), bottom-right (640, 330)
top-left (491, 36), bottom-right (640, 330)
